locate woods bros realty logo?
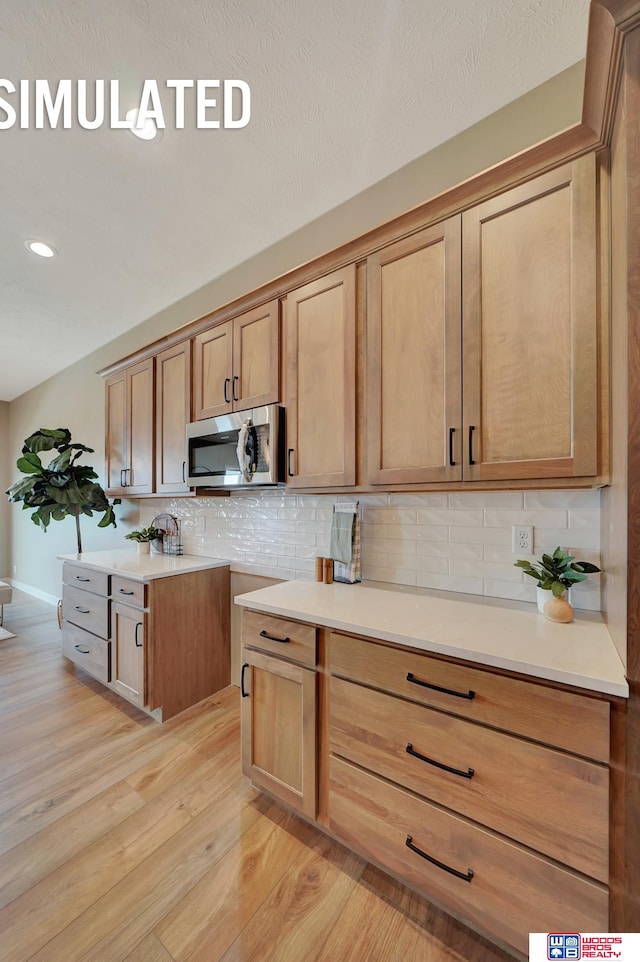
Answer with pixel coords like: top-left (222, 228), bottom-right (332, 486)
top-left (529, 933), bottom-right (640, 960)
top-left (0, 79), bottom-right (251, 130)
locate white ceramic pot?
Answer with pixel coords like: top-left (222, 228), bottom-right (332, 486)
top-left (137, 542), bottom-right (150, 555)
top-left (536, 585), bottom-right (571, 612)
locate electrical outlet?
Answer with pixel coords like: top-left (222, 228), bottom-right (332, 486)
top-left (512, 525), bottom-right (533, 554)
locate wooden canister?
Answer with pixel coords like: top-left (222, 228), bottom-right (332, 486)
top-left (324, 558), bottom-right (334, 584)
top-left (315, 557), bottom-right (324, 582)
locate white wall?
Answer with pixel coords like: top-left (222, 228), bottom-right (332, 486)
top-left (7, 64), bottom-right (585, 601)
top-left (139, 489), bottom-right (602, 611)
top-left (0, 402), bottom-right (11, 578)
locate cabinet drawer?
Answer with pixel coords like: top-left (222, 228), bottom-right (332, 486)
top-left (111, 576), bottom-right (146, 609)
top-left (63, 563), bottom-right (109, 597)
top-left (329, 756), bottom-right (608, 957)
top-left (329, 631), bottom-right (610, 762)
top-left (62, 623), bottom-right (110, 684)
top-left (330, 676), bottom-right (608, 882)
top-left (63, 584), bottom-right (109, 640)
top-left (242, 610), bottom-right (316, 667)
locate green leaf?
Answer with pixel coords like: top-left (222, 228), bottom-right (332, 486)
top-left (572, 561), bottom-right (601, 574)
top-left (551, 581), bottom-right (567, 597)
top-left (563, 570), bottom-right (587, 582)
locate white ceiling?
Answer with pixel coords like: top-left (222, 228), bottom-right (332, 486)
top-left (0, 0), bottom-right (589, 402)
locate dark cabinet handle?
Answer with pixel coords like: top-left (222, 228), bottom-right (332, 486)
top-left (405, 836), bottom-right (474, 882)
top-left (259, 629), bottom-right (290, 644)
top-left (406, 672), bottom-right (475, 700)
top-left (120, 468), bottom-right (126, 487)
top-left (223, 377), bottom-right (231, 404)
top-left (232, 375), bottom-right (239, 403)
top-left (182, 460), bottom-right (186, 483)
top-left (406, 743), bottom-right (474, 780)
top-left (119, 589), bottom-right (135, 595)
top-left (468, 425), bottom-right (476, 465)
top-left (74, 605), bottom-right (90, 614)
top-left (124, 468), bottom-right (131, 486)
top-left (75, 576), bottom-right (90, 582)
top-left (74, 644), bottom-right (91, 654)
top-left (241, 662), bottom-right (250, 697)
top-left (448, 428), bottom-right (456, 467)
top-left (287, 448), bottom-right (295, 477)
top-left (135, 623), bottom-right (143, 648)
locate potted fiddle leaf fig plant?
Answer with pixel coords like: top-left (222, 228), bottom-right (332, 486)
top-left (514, 546), bottom-right (601, 615)
top-left (6, 428), bottom-right (121, 554)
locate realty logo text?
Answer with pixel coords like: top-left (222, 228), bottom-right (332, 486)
top-left (548, 934), bottom-right (624, 960)
top-left (0, 79), bottom-right (251, 130)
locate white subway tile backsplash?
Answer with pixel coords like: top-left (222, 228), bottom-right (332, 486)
top-left (362, 508), bottom-right (417, 525)
top-left (388, 493), bottom-right (448, 508)
top-left (568, 510), bottom-right (601, 529)
top-left (416, 541), bottom-right (484, 560)
top-left (449, 526), bottom-right (511, 544)
top-left (416, 572), bottom-right (484, 595)
top-left (144, 488), bottom-right (601, 610)
top-left (449, 559), bottom-right (523, 582)
top-left (483, 509), bottom-right (568, 528)
top-left (417, 509), bottom-right (484, 526)
top-left (448, 492), bottom-right (524, 509)
top-left (524, 490), bottom-right (601, 509)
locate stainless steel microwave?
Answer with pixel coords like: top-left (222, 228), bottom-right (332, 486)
top-left (186, 404), bottom-right (284, 488)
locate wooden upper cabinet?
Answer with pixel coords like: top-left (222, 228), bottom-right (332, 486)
top-left (366, 218), bottom-right (462, 484)
top-left (105, 358), bottom-right (154, 496)
top-left (233, 301), bottom-right (280, 409)
top-left (193, 300), bottom-right (280, 420)
top-left (155, 341), bottom-right (191, 494)
top-left (285, 266), bottom-right (356, 487)
top-left (462, 155), bottom-right (597, 481)
top-left (105, 370), bottom-right (127, 493)
top-left (193, 320), bottom-right (233, 419)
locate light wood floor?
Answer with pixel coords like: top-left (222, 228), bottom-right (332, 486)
top-left (0, 590), bottom-right (514, 962)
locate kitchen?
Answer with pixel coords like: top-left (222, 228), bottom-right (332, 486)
top-left (1, 0), bottom-right (635, 958)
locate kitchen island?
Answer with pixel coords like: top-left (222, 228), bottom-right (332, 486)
top-left (59, 550), bottom-right (230, 720)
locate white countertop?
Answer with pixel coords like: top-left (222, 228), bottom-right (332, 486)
top-left (59, 550), bottom-right (229, 581)
top-left (235, 580), bottom-right (628, 698)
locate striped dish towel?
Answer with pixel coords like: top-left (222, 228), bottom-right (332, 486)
top-left (332, 502), bottom-right (361, 584)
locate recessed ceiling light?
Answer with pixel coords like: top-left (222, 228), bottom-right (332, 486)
top-left (25, 240), bottom-right (57, 258)
top-left (125, 108), bottom-right (161, 141)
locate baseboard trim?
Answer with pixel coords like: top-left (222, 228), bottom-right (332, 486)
top-left (10, 580), bottom-right (59, 607)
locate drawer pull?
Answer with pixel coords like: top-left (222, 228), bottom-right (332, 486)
top-left (259, 629), bottom-right (290, 644)
top-left (74, 605), bottom-right (91, 614)
top-left (118, 589), bottom-right (135, 595)
top-left (75, 576), bottom-right (91, 582)
top-left (405, 835), bottom-right (474, 882)
top-left (406, 743), bottom-right (474, 780)
top-left (241, 663), bottom-right (250, 697)
top-left (74, 644), bottom-right (91, 654)
top-left (406, 672), bottom-right (475, 701)
top-left (135, 623), bottom-right (143, 648)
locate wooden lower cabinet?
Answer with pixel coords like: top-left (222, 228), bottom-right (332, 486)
top-left (241, 647), bottom-right (317, 819)
top-left (239, 611), bottom-right (613, 958)
top-left (329, 756), bottom-right (608, 956)
top-left (111, 601), bottom-right (146, 708)
top-left (61, 561), bottom-right (230, 721)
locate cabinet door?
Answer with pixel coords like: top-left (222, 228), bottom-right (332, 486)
top-left (241, 648), bottom-right (316, 819)
top-left (233, 299), bottom-right (280, 410)
top-left (193, 320), bottom-right (233, 419)
top-left (463, 155), bottom-right (597, 481)
top-left (367, 219), bottom-right (462, 484)
top-left (126, 359), bottom-right (154, 494)
top-left (112, 601), bottom-right (146, 708)
top-left (105, 371), bottom-right (127, 495)
top-left (155, 341), bottom-right (191, 494)
top-left (285, 266), bottom-right (356, 487)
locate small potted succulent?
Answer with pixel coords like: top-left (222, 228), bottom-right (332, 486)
top-left (514, 547), bottom-right (601, 622)
top-left (125, 525), bottom-right (163, 555)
